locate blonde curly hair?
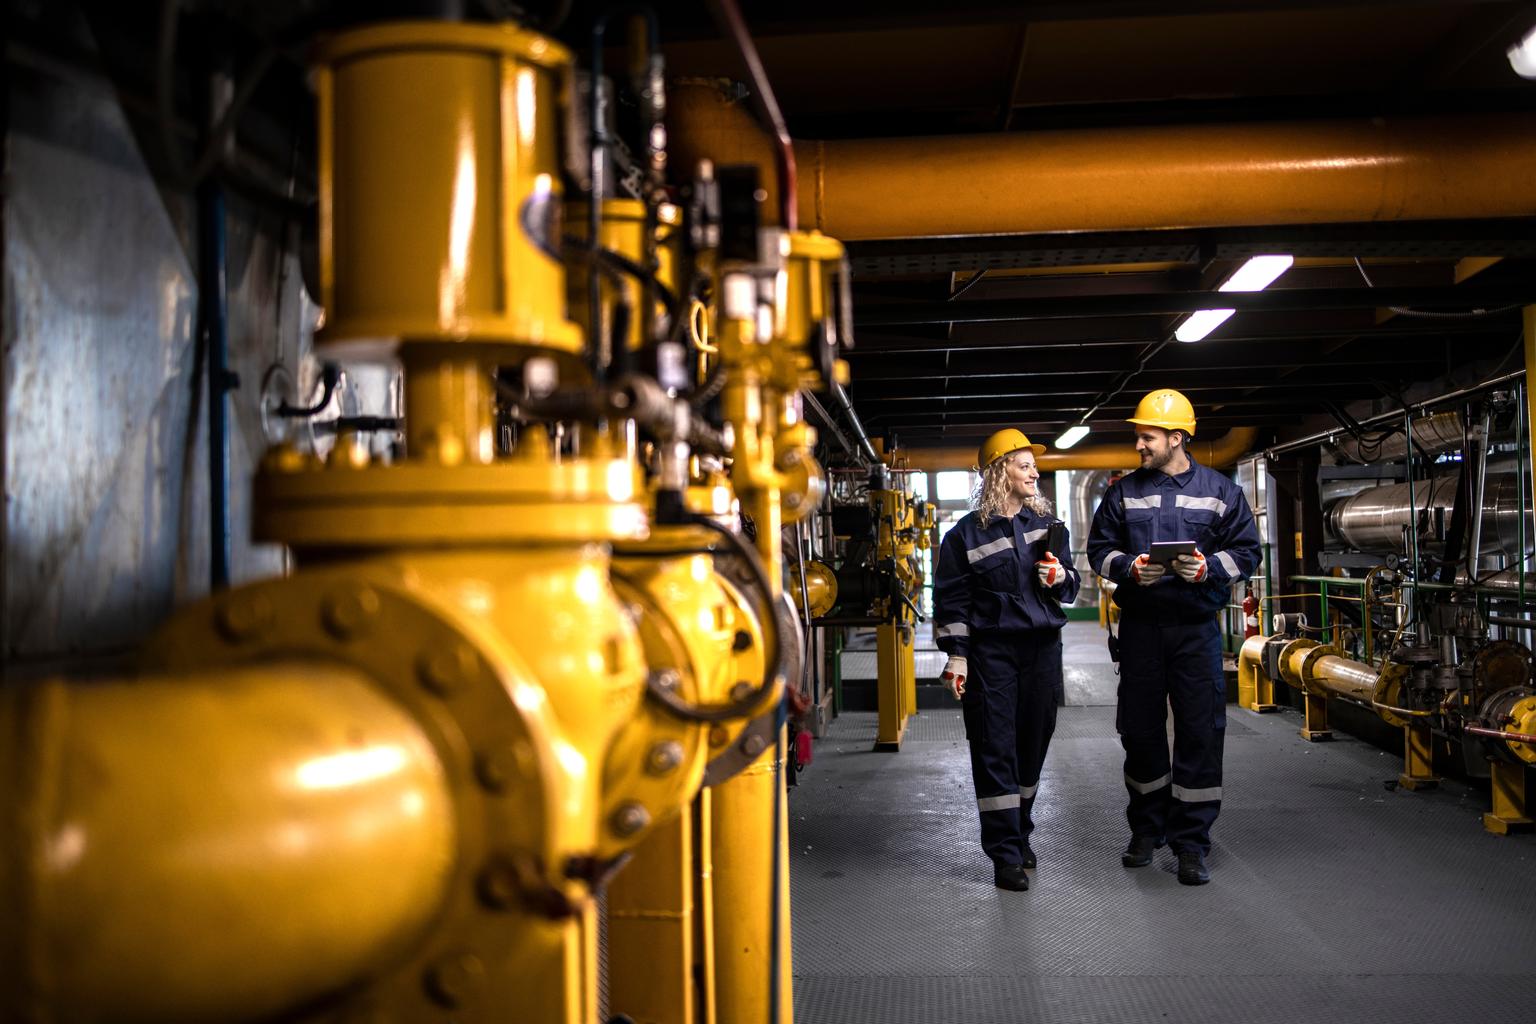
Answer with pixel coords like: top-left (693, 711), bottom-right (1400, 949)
top-left (973, 451), bottom-right (1053, 524)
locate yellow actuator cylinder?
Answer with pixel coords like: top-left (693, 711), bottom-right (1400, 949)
top-left (0, 663), bottom-right (456, 1024)
top-left (313, 22), bottom-right (582, 354)
top-left (566, 200), bottom-right (682, 352)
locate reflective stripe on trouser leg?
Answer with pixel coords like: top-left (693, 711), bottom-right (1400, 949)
top-left (1115, 616), bottom-right (1172, 841)
top-left (1165, 619), bottom-right (1226, 855)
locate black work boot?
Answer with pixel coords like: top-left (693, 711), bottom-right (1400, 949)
top-left (1177, 850), bottom-right (1210, 886)
top-left (1121, 835), bottom-right (1158, 868)
top-left (1022, 841), bottom-right (1037, 870)
top-left (994, 863), bottom-right (1030, 891)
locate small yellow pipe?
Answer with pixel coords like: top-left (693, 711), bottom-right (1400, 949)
top-left (0, 663), bottom-right (456, 1024)
top-left (900, 427), bottom-right (1258, 474)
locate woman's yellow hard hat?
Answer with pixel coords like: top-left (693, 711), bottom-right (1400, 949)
top-left (978, 428), bottom-right (1046, 469)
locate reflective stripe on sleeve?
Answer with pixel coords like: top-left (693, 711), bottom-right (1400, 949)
top-left (1214, 550), bottom-right (1240, 579)
top-left (936, 622), bottom-right (970, 638)
top-left (1101, 550), bottom-right (1128, 577)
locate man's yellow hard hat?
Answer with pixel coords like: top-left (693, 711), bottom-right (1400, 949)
top-left (978, 428), bottom-right (1046, 470)
top-left (1127, 388), bottom-right (1196, 436)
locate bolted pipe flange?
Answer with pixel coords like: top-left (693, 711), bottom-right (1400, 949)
top-left (648, 667), bottom-right (681, 692)
top-left (645, 740), bottom-right (684, 776)
top-left (610, 801), bottom-right (651, 837)
top-left (474, 745), bottom-right (519, 793)
top-left (730, 681), bottom-right (754, 703)
top-left (741, 733), bottom-right (768, 757)
top-left (423, 952), bottom-right (485, 1009)
top-left (216, 593), bottom-right (272, 643)
top-left (322, 585), bottom-right (381, 640)
top-left (475, 861), bottom-right (520, 911)
top-left (418, 642), bottom-right (478, 696)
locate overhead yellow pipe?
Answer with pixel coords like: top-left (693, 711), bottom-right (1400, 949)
top-left (0, 663), bottom-right (456, 1024)
top-left (670, 82), bottom-right (1536, 240)
top-left (898, 426), bottom-right (1257, 474)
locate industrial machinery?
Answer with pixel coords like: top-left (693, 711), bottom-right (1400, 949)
top-left (1247, 365), bottom-right (1536, 834)
top-left (791, 460), bottom-right (935, 750)
top-left (1, 9), bottom-right (857, 1024)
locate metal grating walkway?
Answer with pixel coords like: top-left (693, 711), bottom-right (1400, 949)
top-left (790, 667), bottom-right (1536, 1021)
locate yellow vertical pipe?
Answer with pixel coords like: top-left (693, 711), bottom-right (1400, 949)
top-left (402, 347), bottom-right (497, 466)
top-left (607, 813), bottom-right (696, 1024)
top-left (694, 790), bottom-right (718, 1024)
top-left (710, 747), bottom-right (792, 1024)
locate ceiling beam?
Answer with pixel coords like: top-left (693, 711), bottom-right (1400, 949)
top-left (854, 283), bottom-right (1536, 327)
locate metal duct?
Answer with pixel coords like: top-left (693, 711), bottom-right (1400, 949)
top-left (1326, 471), bottom-right (1534, 557)
top-left (900, 427), bottom-right (1257, 473)
top-left (1329, 411), bottom-right (1464, 464)
top-left (669, 82), bottom-right (1536, 240)
top-left (1068, 470), bottom-right (1112, 608)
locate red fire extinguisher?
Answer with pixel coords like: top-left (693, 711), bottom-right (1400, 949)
top-left (1243, 585), bottom-right (1260, 638)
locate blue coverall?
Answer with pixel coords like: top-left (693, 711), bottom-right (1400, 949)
top-left (934, 508), bottom-right (1081, 868)
top-left (1085, 457), bottom-right (1261, 856)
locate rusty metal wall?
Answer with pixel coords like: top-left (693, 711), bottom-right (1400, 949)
top-left (2, 49), bottom-right (309, 663)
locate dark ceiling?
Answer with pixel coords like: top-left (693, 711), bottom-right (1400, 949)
top-left (24, 0), bottom-right (1536, 454)
top-left (650, 0), bottom-right (1536, 452)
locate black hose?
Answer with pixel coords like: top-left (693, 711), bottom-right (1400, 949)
top-left (643, 515), bottom-right (786, 724)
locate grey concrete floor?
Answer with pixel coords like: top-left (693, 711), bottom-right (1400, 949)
top-left (790, 624), bottom-right (1536, 1023)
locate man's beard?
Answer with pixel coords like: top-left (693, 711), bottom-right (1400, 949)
top-left (1141, 447), bottom-right (1173, 471)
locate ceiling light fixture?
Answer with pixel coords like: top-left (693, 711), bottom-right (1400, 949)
top-left (1175, 254), bottom-right (1294, 343)
top-left (1055, 423), bottom-right (1091, 450)
top-left (1510, 24), bottom-right (1536, 78)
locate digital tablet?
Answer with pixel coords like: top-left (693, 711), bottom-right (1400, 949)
top-left (1148, 540), bottom-right (1197, 566)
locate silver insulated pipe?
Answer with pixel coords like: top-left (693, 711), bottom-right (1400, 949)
top-left (1329, 411), bottom-right (1464, 464)
top-left (1068, 469), bottom-right (1112, 608)
top-left (1326, 471), bottom-right (1534, 557)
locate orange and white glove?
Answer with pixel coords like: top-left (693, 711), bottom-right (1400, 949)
top-left (1036, 552), bottom-right (1064, 588)
top-left (1132, 553), bottom-right (1165, 586)
top-left (1173, 550), bottom-right (1208, 583)
top-left (941, 656), bottom-right (967, 700)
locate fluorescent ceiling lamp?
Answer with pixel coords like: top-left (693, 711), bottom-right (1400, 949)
top-left (1175, 254), bottom-right (1293, 343)
top-left (1220, 254), bottom-right (1294, 293)
top-left (1510, 25), bottom-right (1536, 78)
top-left (1175, 308), bottom-right (1236, 342)
top-left (1055, 424), bottom-right (1091, 449)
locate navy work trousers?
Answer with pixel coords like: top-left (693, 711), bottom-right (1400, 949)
top-left (961, 630), bottom-right (1062, 867)
top-left (1116, 614), bottom-right (1226, 855)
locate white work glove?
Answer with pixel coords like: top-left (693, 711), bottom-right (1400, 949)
top-left (1173, 550), bottom-right (1209, 583)
top-left (941, 656), bottom-right (968, 700)
top-left (1036, 552), bottom-right (1064, 588)
top-left (1132, 553), bottom-right (1165, 586)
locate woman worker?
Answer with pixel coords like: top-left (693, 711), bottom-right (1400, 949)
top-left (933, 429), bottom-right (1081, 891)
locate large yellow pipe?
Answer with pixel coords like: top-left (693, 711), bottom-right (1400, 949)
top-left (0, 663), bottom-right (456, 1024)
top-left (900, 427), bottom-right (1257, 474)
top-left (670, 83), bottom-right (1536, 240)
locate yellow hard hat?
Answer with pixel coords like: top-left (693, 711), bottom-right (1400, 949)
top-left (977, 428), bottom-right (1046, 470)
top-left (1127, 388), bottom-right (1196, 436)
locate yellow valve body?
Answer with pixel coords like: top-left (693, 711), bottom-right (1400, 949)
top-left (313, 22), bottom-right (581, 354)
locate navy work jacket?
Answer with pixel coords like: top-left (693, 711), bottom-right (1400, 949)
top-left (1086, 456), bottom-right (1261, 621)
top-left (933, 508), bottom-right (1081, 658)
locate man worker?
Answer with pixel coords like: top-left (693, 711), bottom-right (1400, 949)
top-left (1086, 389), bottom-right (1260, 885)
